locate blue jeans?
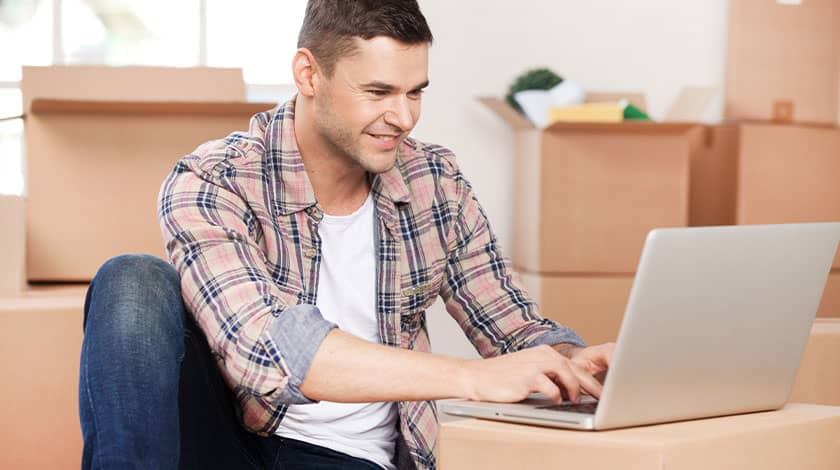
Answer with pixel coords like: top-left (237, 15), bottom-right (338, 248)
top-left (79, 254), bottom-right (384, 470)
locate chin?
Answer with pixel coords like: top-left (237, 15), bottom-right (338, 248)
top-left (360, 152), bottom-right (398, 174)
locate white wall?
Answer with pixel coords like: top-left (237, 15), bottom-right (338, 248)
top-left (415, 0), bottom-right (730, 358)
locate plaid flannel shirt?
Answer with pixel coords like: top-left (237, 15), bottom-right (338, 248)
top-left (158, 98), bottom-right (585, 470)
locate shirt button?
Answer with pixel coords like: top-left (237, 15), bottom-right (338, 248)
top-left (303, 248), bottom-right (317, 258)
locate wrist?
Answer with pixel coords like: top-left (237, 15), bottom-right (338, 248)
top-left (454, 358), bottom-right (478, 400)
top-left (553, 343), bottom-right (583, 359)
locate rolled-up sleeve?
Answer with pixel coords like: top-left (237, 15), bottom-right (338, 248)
top-left (158, 159), bottom-right (336, 415)
top-left (265, 304), bottom-right (336, 403)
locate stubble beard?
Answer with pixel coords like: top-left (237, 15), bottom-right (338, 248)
top-left (315, 111), bottom-right (398, 175)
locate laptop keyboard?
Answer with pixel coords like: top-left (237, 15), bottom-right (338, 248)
top-left (537, 401), bottom-right (599, 414)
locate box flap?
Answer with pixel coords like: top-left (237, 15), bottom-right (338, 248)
top-left (28, 99), bottom-right (276, 116)
top-left (586, 91), bottom-right (647, 112)
top-left (21, 66), bottom-right (247, 113)
top-left (477, 96), bottom-right (534, 130)
top-left (544, 120), bottom-right (700, 134)
top-left (665, 86), bottom-right (718, 122)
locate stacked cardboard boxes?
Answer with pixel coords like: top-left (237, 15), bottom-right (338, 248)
top-left (691, 122), bottom-right (840, 317)
top-left (724, 0), bottom-right (840, 317)
top-left (445, 2), bottom-right (840, 460)
top-left (0, 66), bottom-right (274, 468)
top-left (487, 0), bottom-right (840, 346)
top-left (0, 193), bottom-right (88, 468)
top-left (481, 96), bottom-right (704, 345)
top-left (0, 287), bottom-right (88, 469)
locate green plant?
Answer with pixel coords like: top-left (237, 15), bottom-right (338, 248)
top-left (505, 68), bottom-right (564, 113)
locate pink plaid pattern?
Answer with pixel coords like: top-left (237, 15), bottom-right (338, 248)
top-left (158, 98), bottom-right (584, 470)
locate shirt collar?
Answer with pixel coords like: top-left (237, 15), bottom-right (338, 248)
top-left (266, 97), bottom-right (411, 217)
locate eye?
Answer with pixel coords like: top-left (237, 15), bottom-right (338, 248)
top-left (408, 89), bottom-right (425, 99)
top-left (367, 89), bottom-right (389, 97)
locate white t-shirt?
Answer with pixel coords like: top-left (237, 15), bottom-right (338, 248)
top-left (274, 193), bottom-right (398, 470)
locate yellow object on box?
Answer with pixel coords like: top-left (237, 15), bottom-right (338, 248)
top-left (547, 102), bottom-right (624, 124)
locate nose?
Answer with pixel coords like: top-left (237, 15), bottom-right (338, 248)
top-left (384, 95), bottom-right (416, 132)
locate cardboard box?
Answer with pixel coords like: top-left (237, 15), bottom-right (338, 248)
top-left (689, 125), bottom-right (738, 227)
top-left (818, 271), bottom-right (840, 318)
top-left (481, 97), bottom-right (700, 274)
top-left (21, 66), bottom-right (276, 281)
top-left (735, 123), bottom-right (840, 269)
top-left (517, 271), bottom-right (632, 345)
top-left (0, 196), bottom-right (25, 295)
top-left (0, 287), bottom-right (87, 469)
top-left (725, 0), bottom-right (840, 124)
top-left (791, 319), bottom-right (840, 406)
top-left (438, 404), bottom-right (840, 469)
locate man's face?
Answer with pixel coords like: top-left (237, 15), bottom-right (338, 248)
top-left (311, 36), bottom-right (429, 174)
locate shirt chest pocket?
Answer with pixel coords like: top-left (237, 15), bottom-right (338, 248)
top-left (400, 271), bottom-right (443, 319)
top-left (398, 271), bottom-right (442, 350)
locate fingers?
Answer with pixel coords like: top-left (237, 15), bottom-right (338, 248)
top-left (545, 361), bottom-right (582, 402)
top-left (571, 342), bottom-right (615, 375)
top-left (543, 352), bottom-right (605, 402)
top-left (592, 342), bottom-right (615, 369)
top-left (570, 361), bottom-right (603, 399)
top-left (603, 343), bottom-right (615, 366)
top-left (594, 369), bottom-right (608, 385)
top-left (533, 373), bottom-right (562, 403)
top-left (595, 342), bottom-right (615, 367)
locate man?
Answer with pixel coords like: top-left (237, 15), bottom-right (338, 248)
top-left (79, 1), bottom-right (614, 469)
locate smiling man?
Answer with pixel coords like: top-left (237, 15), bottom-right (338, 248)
top-left (78, 1), bottom-right (613, 470)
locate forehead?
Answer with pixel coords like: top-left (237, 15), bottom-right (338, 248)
top-left (334, 36), bottom-right (429, 87)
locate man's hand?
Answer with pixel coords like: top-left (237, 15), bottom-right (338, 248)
top-left (460, 342), bottom-right (615, 405)
top-left (565, 342), bottom-right (614, 380)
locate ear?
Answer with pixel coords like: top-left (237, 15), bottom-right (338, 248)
top-left (292, 48), bottom-right (320, 98)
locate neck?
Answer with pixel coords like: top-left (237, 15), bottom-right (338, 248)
top-left (295, 96), bottom-right (371, 216)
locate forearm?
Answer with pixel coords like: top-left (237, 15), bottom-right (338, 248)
top-left (300, 329), bottom-right (472, 403)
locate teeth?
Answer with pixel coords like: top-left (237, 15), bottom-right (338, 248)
top-left (374, 135), bottom-right (396, 142)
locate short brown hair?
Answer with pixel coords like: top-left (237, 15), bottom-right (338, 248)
top-left (297, 0), bottom-right (434, 76)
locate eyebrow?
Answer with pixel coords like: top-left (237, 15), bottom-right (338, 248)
top-left (360, 80), bottom-right (430, 92)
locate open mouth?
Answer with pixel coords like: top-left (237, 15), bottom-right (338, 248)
top-left (366, 132), bottom-right (401, 151)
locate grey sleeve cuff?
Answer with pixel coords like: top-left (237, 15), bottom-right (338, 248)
top-left (267, 303), bottom-right (338, 404)
top-left (522, 325), bottom-right (587, 350)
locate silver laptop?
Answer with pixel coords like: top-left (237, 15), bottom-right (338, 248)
top-left (440, 223), bottom-right (840, 430)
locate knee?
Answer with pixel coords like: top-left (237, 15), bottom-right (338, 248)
top-left (85, 255), bottom-right (184, 341)
top-left (93, 254), bottom-right (181, 306)
top-left (95, 254), bottom-right (180, 296)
